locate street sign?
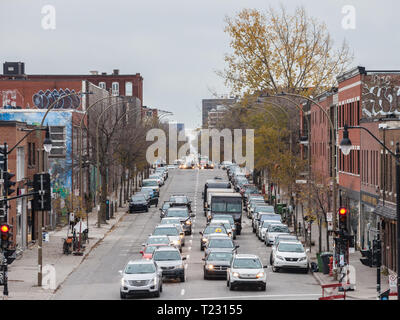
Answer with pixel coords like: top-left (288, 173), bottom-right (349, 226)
top-left (389, 274), bottom-right (397, 292)
top-left (326, 212), bottom-right (333, 222)
top-left (295, 180), bottom-right (307, 184)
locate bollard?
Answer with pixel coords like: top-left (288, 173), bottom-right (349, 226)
top-left (110, 201), bottom-right (114, 218)
top-left (105, 199), bottom-right (110, 220)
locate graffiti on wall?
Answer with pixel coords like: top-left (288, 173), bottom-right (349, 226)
top-left (1, 89), bottom-right (24, 107)
top-left (362, 75), bottom-right (400, 117)
top-left (32, 88), bottom-right (81, 109)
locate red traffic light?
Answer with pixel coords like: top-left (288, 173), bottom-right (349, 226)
top-left (339, 208), bottom-right (347, 216)
top-left (0, 224), bottom-right (10, 233)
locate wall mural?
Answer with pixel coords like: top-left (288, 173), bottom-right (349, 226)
top-left (362, 74), bottom-right (400, 117)
top-left (1, 89), bottom-right (24, 108)
top-left (32, 88), bottom-right (81, 109)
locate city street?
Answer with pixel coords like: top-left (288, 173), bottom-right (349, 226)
top-left (53, 168), bottom-right (321, 300)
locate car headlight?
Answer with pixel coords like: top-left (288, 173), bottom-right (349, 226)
top-left (185, 220), bottom-right (191, 225)
top-left (206, 264), bottom-right (214, 270)
top-left (232, 272), bottom-right (240, 278)
top-left (276, 255), bottom-right (285, 261)
top-left (121, 278), bottom-right (128, 286)
top-left (179, 234), bottom-right (184, 239)
top-left (173, 240), bottom-right (181, 245)
top-left (256, 272), bottom-right (265, 278)
top-left (299, 256), bottom-right (307, 261)
top-left (202, 238), bottom-right (208, 243)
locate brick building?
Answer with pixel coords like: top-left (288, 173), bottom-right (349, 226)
top-left (0, 120), bottom-right (46, 248)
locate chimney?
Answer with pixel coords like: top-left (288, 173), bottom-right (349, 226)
top-left (89, 70), bottom-right (98, 75)
top-left (113, 69), bottom-right (119, 75)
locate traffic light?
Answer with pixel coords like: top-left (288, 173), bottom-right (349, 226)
top-left (33, 173), bottom-right (51, 211)
top-left (0, 223), bottom-right (11, 249)
top-left (360, 249), bottom-right (373, 267)
top-left (372, 239), bottom-right (382, 267)
top-left (4, 171), bottom-right (16, 196)
top-left (338, 207), bottom-right (348, 231)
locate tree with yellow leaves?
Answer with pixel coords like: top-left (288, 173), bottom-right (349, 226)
top-left (219, 5), bottom-right (353, 96)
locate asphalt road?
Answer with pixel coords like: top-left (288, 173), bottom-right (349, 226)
top-left (53, 168), bottom-right (321, 300)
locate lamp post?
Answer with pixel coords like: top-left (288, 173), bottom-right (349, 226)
top-left (340, 124), bottom-right (400, 300)
top-left (36, 91), bottom-right (90, 287)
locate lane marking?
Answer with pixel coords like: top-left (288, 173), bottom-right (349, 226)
top-left (181, 289), bottom-right (185, 295)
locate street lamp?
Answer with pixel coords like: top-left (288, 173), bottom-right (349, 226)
top-left (43, 126), bottom-right (52, 153)
top-left (339, 124), bottom-right (400, 300)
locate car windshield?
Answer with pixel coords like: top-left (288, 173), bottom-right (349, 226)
top-left (166, 209), bottom-right (189, 217)
top-left (211, 201), bottom-right (241, 213)
top-left (269, 225), bottom-right (290, 233)
top-left (124, 263), bottom-right (156, 274)
top-left (131, 195), bottom-right (146, 202)
top-left (260, 215), bottom-right (280, 222)
top-left (153, 227), bottom-right (179, 236)
top-left (161, 218), bottom-right (181, 225)
top-left (208, 239), bottom-right (234, 248)
top-left (147, 237), bottom-right (169, 245)
top-left (233, 258), bottom-right (262, 269)
top-left (204, 225), bottom-right (227, 234)
top-left (170, 196), bottom-right (188, 203)
top-left (153, 251), bottom-right (181, 261)
top-left (278, 243), bottom-right (305, 253)
top-left (255, 206), bottom-right (274, 213)
top-left (143, 180), bottom-right (158, 187)
top-left (213, 216), bottom-right (234, 225)
top-left (207, 252), bottom-right (233, 261)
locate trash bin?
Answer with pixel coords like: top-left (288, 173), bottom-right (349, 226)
top-left (105, 200), bottom-right (110, 220)
top-left (320, 252), bottom-right (333, 275)
top-left (316, 253), bottom-right (323, 272)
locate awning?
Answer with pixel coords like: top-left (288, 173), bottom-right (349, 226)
top-left (373, 204), bottom-right (397, 221)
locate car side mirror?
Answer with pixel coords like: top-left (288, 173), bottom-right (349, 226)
top-left (191, 213), bottom-right (196, 217)
top-left (182, 257), bottom-right (187, 260)
top-left (263, 265), bottom-right (268, 269)
top-left (305, 249), bottom-right (310, 253)
top-left (199, 231), bottom-right (203, 235)
top-left (235, 245), bottom-right (240, 250)
top-left (140, 250), bottom-right (144, 255)
top-left (118, 270), bottom-right (123, 275)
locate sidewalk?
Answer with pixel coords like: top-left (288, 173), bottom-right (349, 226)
top-left (3, 202), bottom-right (128, 300)
top-left (293, 208), bottom-right (392, 300)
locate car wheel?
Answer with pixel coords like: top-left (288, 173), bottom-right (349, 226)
top-left (160, 284), bottom-right (163, 293)
top-left (252, 228), bottom-right (255, 233)
top-left (272, 266), bottom-right (279, 273)
top-left (204, 273), bottom-right (209, 280)
top-left (303, 267), bottom-right (309, 274)
top-left (179, 248), bottom-right (182, 253)
top-left (260, 283), bottom-right (266, 291)
top-left (120, 291), bottom-right (126, 299)
top-left (180, 274), bottom-right (185, 282)
top-left (154, 289), bottom-right (160, 298)
top-left (146, 207), bottom-right (149, 212)
top-left (229, 281), bottom-right (235, 291)
top-left (269, 255), bottom-right (273, 265)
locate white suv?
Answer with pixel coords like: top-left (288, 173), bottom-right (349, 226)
top-left (227, 254), bottom-right (267, 291)
top-left (272, 241), bottom-right (309, 273)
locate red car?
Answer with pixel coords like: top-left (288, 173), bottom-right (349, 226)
top-left (140, 244), bottom-right (170, 259)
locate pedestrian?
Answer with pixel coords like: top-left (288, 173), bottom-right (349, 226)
top-left (155, 197), bottom-right (159, 207)
top-left (69, 212), bottom-right (75, 233)
top-left (298, 222), bottom-right (302, 236)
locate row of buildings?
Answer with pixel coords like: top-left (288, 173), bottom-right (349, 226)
top-left (301, 66), bottom-right (400, 273)
top-left (0, 61), bottom-right (161, 250)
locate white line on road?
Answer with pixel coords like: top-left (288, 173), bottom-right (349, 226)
top-left (181, 289), bottom-right (185, 296)
top-left (185, 293), bottom-right (321, 300)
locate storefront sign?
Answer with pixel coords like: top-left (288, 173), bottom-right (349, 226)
top-left (361, 193), bottom-right (378, 206)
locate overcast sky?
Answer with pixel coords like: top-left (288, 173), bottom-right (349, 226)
top-left (1, 0), bottom-right (399, 129)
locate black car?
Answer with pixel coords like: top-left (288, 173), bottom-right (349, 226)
top-left (169, 195), bottom-right (192, 212)
top-left (203, 251), bottom-right (234, 279)
top-left (159, 201), bottom-right (173, 218)
top-left (129, 194), bottom-right (149, 213)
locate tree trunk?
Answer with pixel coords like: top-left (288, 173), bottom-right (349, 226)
top-left (98, 170), bottom-right (108, 225)
top-left (319, 216), bottom-right (322, 253)
top-left (119, 169), bottom-right (123, 208)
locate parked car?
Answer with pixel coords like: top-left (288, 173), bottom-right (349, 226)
top-left (149, 174), bottom-right (164, 186)
top-left (140, 188), bottom-right (159, 207)
top-left (141, 179), bottom-right (160, 197)
top-left (271, 241), bottom-right (309, 273)
top-left (269, 235), bottom-right (299, 265)
top-left (129, 194), bottom-right (149, 213)
top-left (203, 251), bottom-right (234, 280)
top-left (152, 224), bottom-right (184, 252)
top-left (119, 259), bottom-right (162, 298)
top-left (226, 254), bottom-right (267, 291)
top-left (152, 246), bottom-right (186, 282)
top-left (264, 223), bottom-right (291, 246)
top-left (255, 213), bottom-right (282, 239)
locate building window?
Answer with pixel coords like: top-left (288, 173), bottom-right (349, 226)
top-left (98, 82), bottom-right (106, 90)
top-left (112, 82), bottom-right (119, 96)
top-left (125, 82), bottom-right (133, 96)
top-left (17, 147), bottom-right (25, 181)
top-left (49, 126), bottom-right (66, 158)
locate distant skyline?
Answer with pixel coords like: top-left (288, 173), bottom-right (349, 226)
top-left (1, 0), bottom-right (399, 129)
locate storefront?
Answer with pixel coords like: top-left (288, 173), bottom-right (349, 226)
top-left (360, 191), bottom-right (380, 250)
top-left (373, 202), bottom-right (397, 272)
